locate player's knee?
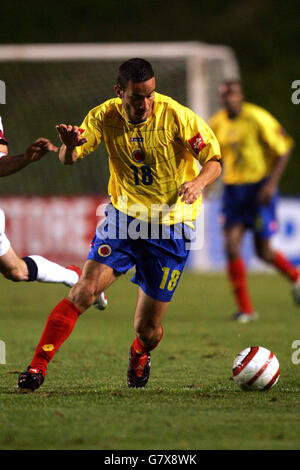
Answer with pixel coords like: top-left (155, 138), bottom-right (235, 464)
top-left (68, 279), bottom-right (98, 310)
top-left (135, 321), bottom-right (161, 347)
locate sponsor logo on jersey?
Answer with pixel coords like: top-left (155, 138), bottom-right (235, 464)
top-left (98, 244), bottom-right (112, 257)
top-left (188, 132), bottom-right (206, 154)
top-left (132, 149), bottom-right (145, 163)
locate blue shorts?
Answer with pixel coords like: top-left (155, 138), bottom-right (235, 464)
top-left (87, 204), bottom-right (192, 302)
top-left (222, 179), bottom-right (278, 239)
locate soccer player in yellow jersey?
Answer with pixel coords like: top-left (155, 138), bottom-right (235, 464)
top-left (209, 80), bottom-right (299, 323)
top-left (18, 58), bottom-right (222, 391)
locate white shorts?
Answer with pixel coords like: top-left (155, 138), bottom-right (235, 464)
top-left (0, 208), bottom-right (11, 256)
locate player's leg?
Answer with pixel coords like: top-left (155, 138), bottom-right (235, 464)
top-left (127, 287), bottom-right (167, 388)
top-left (224, 224), bottom-right (257, 322)
top-left (18, 260), bottom-right (118, 392)
top-left (127, 223), bottom-right (190, 388)
top-left (254, 235), bottom-right (300, 303)
top-left (253, 189), bottom-right (300, 305)
top-left (25, 256), bottom-right (107, 308)
top-left (18, 204), bottom-right (133, 391)
top-left (0, 250), bottom-right (81, 286)
top-left (0, 208), bottom-right (81, 285)
top-left (0, 246), bottom-right (28, 280)
top-left (0, 209), bottom-right (34, 282)
top-left (221, 185), bottom-right (257, 322)
top-left (0, 208), bottom-right (107, 306)
top-left (134, 287), bottom-right (167, 347)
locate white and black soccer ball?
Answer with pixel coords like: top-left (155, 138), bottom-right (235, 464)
top-left (232, 346), bottom-right (280, 391)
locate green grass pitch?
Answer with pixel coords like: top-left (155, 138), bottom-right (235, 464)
top-left (0, 271), bottom-right (300, 450)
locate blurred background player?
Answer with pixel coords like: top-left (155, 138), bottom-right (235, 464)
top-left (209, 80), bottom-right (299, 323)
top-left (18, 58), bottom-right (221, 392)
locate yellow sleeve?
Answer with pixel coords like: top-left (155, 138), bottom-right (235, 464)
top-left (76, 108), bottom-right (103, 159)
top-left (177, 111), bottom-right (221, 166)
top-left (256, 109), bottom-right (294, 157)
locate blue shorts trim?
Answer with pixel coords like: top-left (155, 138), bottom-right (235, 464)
top-left (87, 205), bottom-right (192, 302)
top-left (222, 179), bottom-right (278, 239)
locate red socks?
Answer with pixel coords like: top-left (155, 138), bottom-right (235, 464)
top-left (29, 298), bottom-right (82, 376)
top-left (227, 252), bottom-right (299, 315)
top-left (227, 257), bottom-right (254, 314)
top-left (272, 251), bottom-right (299, 283)
top-left (131, 326), bottom-right (164, 356)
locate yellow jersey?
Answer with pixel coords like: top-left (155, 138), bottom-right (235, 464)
top-left (209, 102), bottom-right (294, 185)
top-left (77, 92), bottom-right (221, 225)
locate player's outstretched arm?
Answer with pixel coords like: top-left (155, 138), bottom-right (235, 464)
top-left (56, 124), bottom-right (87, 165)
top-left (179, 156), bottom-right (222, 204)
top-left (0, 138), bottom-right (58, 177)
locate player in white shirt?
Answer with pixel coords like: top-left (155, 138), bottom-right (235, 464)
top-left (0, 117), bottom-right (82, 287)
top-left (0, 115), bottom-right (106, 309)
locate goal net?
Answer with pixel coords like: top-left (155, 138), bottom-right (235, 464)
top-left (0, 41), bottom-right (239, 196)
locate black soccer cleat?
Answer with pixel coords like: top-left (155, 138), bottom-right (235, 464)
top-left (127, 350), bottom-right (151, 388)
top-left (18, 366), bottom-right (45, 392)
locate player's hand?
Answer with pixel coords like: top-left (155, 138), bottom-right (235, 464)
top-left (56, 124), bottom-right (88, 148)
top-left (24, 138), bottom-right (58, 162)
top-left (257, 181), bottom-right (277, 205)
top-left (179, 178), bottom-right (204, 204)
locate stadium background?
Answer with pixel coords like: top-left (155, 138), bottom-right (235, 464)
top-left (0, 0), bottom-right (299, 269)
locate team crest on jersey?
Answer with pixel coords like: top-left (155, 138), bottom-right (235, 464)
top-left (188, 132), bottom-right (206, 154)
top-left (98, 244), bottom-right (112, 257)
top-left (132, 149), bottom-right (145, 163)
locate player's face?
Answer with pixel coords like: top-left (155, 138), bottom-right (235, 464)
top-left (116, 78), bottom-right (156, 123)
top-left (219, 83), bottom-right (243, 118)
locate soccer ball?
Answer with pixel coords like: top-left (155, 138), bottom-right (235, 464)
top-left (232, 346), bottom-right (280, 391)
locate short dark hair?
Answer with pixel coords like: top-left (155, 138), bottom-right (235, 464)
top-left (117, 58), bottom-right (154, 90)
top-left (219, 79), bottom-right (243, 94)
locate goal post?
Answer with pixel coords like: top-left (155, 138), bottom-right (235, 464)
top-left (0, 41), bottom-right (239, 196)
top-left (0, 40), bottom-right (239, 117)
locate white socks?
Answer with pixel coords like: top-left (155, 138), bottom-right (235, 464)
top-left (28, 255), bottom-right (79, 287)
